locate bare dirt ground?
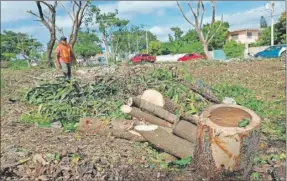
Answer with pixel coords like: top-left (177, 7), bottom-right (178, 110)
top-left (1, 60), bottom-right (286, 181)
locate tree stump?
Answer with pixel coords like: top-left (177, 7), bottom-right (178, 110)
top-left (194, 104), bottom-right (261, 180)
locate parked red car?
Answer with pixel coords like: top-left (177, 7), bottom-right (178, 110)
top-left (131, 54), bottom-right (156, 63)
top-left (177, 53), bottom-right (205, 62)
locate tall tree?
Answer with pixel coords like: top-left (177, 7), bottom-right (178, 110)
top-left (170, 27), bottom-right (184, 41)
top-left (260, 16), bottom-right (268, 28)
top-left (89, 6), bottom-right (129, 62)
top-left (74, 31), bottom-right (101, 62)
top-left (177, 1), bottom-right (223, 60)
top-left (275, 11), bottom-right (286, 44)
top-left (1, 31), bottom-right (43, 66)
top-left (59, 1), bottom-right (90, 48)
top-left (28, 1), bottom-right (58, 67)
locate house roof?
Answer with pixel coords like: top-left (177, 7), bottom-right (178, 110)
top-left (229, 28), bottom-right (262, 33)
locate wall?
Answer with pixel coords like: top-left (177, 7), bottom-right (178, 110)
top-left (248, 46), bottom-right (269, 54)
top-left (228, 30), bottom-right (259, 44)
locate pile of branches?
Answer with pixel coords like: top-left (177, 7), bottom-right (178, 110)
top-left (22, 64), bottom-right (219, 131)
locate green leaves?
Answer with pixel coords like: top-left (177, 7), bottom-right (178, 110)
top-left (168, 156), bottom-right (192, 169)
top-left (238, 118), bottom-right (250, 128)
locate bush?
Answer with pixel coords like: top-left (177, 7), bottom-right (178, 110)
top-left (223, 40), bottom-right (245, 58)
top-left (178, 42), bottom-right (204, 54)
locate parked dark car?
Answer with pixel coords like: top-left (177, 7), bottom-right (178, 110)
top-left (254, 44), bottom-right (286, 61)
top-left (130, 54), bottom-right (156, 63)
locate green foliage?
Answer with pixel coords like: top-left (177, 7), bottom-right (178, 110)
top-left (213, 83), bottom-right (265, 116)
top-left (275, 11), bottom-right (286, 44)
top-left (250, 172), bottom-right (261, 181)
top-left (178, 42), bottom-right (204, 54)
top-left (260, 16), bottom-right (268, 28)
top-left (223, 40), bottom-right (245, 58)
top-left (1, 30), bottom-right (43, 62)
top-left (149, 41), bottom-right (161, 55)
top-left (170, 27), bottom-right (184, 41)
top-left (168, 156), bottom-right (192, 169)
top-left (238, 118), bottom-right (250, 128)
top-left (203, 21), bottom-right (230, 50)
top-left (6, 60), bottom-right (29, 70)
top-left (74, 31), bottom-right (101, 60)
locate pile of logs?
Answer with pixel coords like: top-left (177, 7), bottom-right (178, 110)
top-left (121, 89), bottom-right (199, 159)
top-left (121, 89), bottom-right (262, 180)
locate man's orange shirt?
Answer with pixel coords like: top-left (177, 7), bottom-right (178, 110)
top-left (56, 44), bottom-right (72, 63)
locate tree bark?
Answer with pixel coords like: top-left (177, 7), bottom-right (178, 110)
top-left (128, 97), bottom-right (179, 123)
top-left (47, 32), bottom-right (56, 68)
top-left (173, 120), bottom-right (197, 143)
top-left (193, 104), bottom-right (261, 180)
top-left (203, 43), bottom-right (213, 60)
top-left (135, 125), bottom-right (195, 158)
top-left (121, 105), bottom-right (172, 127)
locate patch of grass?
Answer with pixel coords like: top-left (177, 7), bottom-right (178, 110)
top-left (213, 83), bottom-right (286, 141)
top-left (168, 156), bottom-right (192, 169)
top-left (6, 60), bottom-right (29, 70)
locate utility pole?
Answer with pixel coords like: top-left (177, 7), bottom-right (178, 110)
top-left (136, 32), bottom-right (139, 53)
top-left (270, 1), bottom-right (275, 46)
top-left (146, 30), bottom-right (149, 54)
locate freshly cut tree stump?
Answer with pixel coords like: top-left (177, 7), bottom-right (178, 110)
top-left (121, 105), bottom-right (172, 127)
top-left (135, 125), bottom-right (195, 158)
top-left (194, 104), bottom-right (261, 180)
top-left (173, 120), bottom-right (197, 143)
top-left (128, 97), bottom-right (179, 123)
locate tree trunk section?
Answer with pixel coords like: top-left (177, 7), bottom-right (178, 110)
top-left (135, 125), bottom-right (195, 158)
top-left (121, 105), bottom-right (172, 127)
top-left (128, 97), bottom-right (179, 123)
top-left (203, 43), bottom-right (213, 61)
top-left (193, 104), bottom-right (261, 180)
top-left (173, 120), bottom-right (197, 143)
top-left (46, 32), bottom-right (56, 68)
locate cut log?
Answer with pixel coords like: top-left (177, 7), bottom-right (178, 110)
top-left (180, 114), bottom-right (199, 125)
top-left (173, 120), bottom-right (197, 143)
top-left (141, 89), bottom-right (164, 107)
top-left (181, 81), bottom-right (221, 104)
top-left (128, 97), bottom-right (179, 123)
top-left (121, 105), bottom-right (172, 127)
top-left (193, 104), bottom-right (261, 180)
top-left (111, 130), bottom-right (147, 142)
top-left (135, 125), bottom-right (195, 158)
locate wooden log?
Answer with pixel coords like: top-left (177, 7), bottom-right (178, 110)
top-left (180, 114), bottom-right (199, 125)
top-left (181, 81), bottom-right (221, 104)
top-left (193, 104), bottom-right (261, 180)
top-left (173, 120), bottom-right (197, 143)
top-left (141, 89), bottom-right (164, 107)
top-left (121, 105), bottom-right (172, 127)
top-left (111, 130), bottom-right (147, 142)
top-left (128, 97), bottom-right (179, 123)
top-left (135, 125), bottom-right (195, 158)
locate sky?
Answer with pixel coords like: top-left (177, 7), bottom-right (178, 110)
top-left (1, 1), bottom-right (286, 46)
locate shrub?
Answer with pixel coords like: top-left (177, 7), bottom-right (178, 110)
top-left (223, 40), bottom-right (245, 58)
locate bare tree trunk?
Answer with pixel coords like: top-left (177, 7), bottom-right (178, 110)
top-left (177, 1), bottom-right (223, 61)
top-left (47, 32), bottom-right (56, 67)
top-left (27, 1), bottom-right (57, 68)
top-left (203, 43), bottom-right (212, 60)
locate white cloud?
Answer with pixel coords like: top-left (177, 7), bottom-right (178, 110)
top-left (98, 1), bottom-right (176, 19)
top-left (1, 1), bottom-right (70, 23)
top-left (1, 1), bottom-right (36, 23)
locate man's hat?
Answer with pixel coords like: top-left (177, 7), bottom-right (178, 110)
top-left (60, 36), bottom-right (67, 41)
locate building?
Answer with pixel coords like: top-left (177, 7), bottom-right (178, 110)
top-left (228, 29), bottom-right (261, 44)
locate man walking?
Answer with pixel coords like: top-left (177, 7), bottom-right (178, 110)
top-left (55, 36), bottom-right (76, 81)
